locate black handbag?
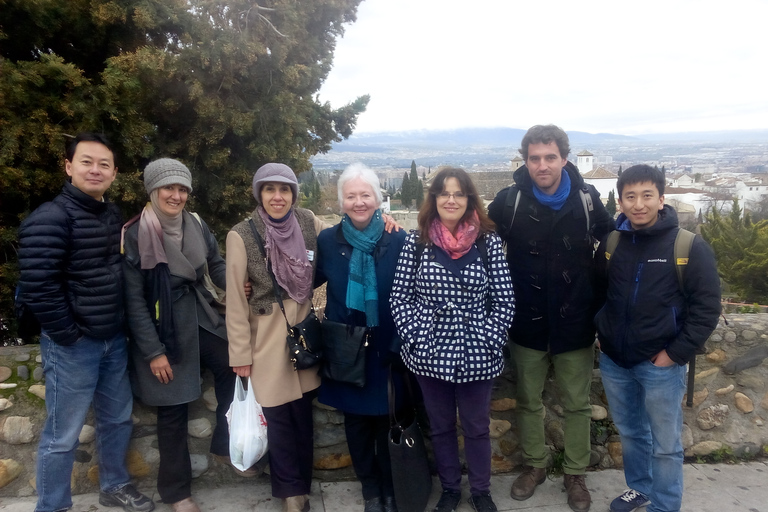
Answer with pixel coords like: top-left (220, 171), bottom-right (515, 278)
top-left (320, 319), bottom-right (368, 387)
top-left (388, 370), bottom-right (432, 512)
top-left (248, 219), bottom-right (322, 371)
top-left (287, 307), bottom-right (323, 370)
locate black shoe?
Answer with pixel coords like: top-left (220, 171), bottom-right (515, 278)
top-left (364, 497), bottom-right (384, 512)
top-left (382, 495), bottom-right (398, 512)
top-left (433, 489), bottom-right (462, 512)
top-left (468, 493), bottom-right (498, 512)
top-left (99, 484), bottom-right (155, 512)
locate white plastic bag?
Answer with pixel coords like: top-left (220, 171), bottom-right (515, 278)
top-left (226, 376), bottom-right (268, 471)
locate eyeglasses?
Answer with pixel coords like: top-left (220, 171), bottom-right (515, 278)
top-left (437, 192), bottom-right (467, 200)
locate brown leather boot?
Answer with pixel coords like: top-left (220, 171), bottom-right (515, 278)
top-left (563, 474), bottom-right (591, 512)
top-left (510, 465), bottom-right (546, 500)
top-left (283, 494), bottom-right (310, 512)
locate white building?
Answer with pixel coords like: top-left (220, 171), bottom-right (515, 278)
top-left (576, 150), bottom-right (594, 173)
top-left (582, 166), bottom-right (617, 201)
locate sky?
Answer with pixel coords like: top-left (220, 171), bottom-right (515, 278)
top-left (318, 0), bottom-right (768, 136)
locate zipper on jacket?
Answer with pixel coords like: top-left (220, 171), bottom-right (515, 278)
top-left (632, 263), bottom-right (644, 304)
top-left (620, 233), bottom-right (639, 366)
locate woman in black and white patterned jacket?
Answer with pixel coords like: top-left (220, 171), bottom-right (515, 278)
top-left (390, 167), bottom-right (515, 512)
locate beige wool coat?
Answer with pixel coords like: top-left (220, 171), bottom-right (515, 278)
top-left (225, 208), bottom-right (329, 408)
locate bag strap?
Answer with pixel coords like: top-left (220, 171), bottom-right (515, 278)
top-left (579, 185), bottom-right (594, 234)
top-left (388, 366), bottom-right (419, 429)
top-left (604, 228), bottom-right (695, 293)
top-left (674, 228), bottom-right (696, 293)
top-left (603, 230), bottom-right (621, 272)
top-left (248, 219), bottom-right (293, 333)
top-left (501, 186), bottom-right (521, 237)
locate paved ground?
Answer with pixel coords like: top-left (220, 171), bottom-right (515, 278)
top-left (1, 462), bottom-right (766, 511)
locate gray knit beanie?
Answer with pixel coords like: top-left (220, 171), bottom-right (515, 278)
top-left (144, 158), bottom-right (193, 194)
top-left (252, 163), bottom-right (299, 204)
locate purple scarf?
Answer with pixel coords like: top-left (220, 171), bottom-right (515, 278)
top-left (257, 207), bottom-right (313, 304)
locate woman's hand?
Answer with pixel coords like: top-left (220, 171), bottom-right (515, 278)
top-left (150, 355), bottom-right (173, 384)
top-left (233, 365), bottom-right (251, 377)
top-left (382, 213), bottom-right (403, 233)
top-left (244, 281), bottom-right (253, 300)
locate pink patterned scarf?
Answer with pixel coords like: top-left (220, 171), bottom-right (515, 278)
top-left (428, 210), bottom-right (480, 259)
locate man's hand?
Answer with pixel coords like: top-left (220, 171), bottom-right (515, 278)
top-left (650, 349), bottom-right (675, 367)
top-left (150, 354), bottom-right (173, 384)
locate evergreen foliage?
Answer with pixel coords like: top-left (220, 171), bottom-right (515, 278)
top-left (299, 171), bottom-right (322, 212)
top-left (0, 0), bottom-right (367, 331)
top-left (702, 198), bottom-right (768, 303)
top-left (409, 160), bottom-right (424, 208)
top-left (606, 190), bottom-right (617, 217)
top-left (401, 171), bottom-right (412, 209)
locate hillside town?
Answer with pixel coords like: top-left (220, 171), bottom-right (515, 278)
top-left (347, 146), bottom-right (768, 232)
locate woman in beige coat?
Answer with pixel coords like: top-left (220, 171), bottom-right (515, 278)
top-left (226, 163), bottom-right (326, 512)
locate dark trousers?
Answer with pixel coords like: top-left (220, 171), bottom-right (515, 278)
top-left (156, 328), bottom-right (235, 503)
top-left (344, 412), bottom-right (395, 500)
top-left (415, 375), bottom-right (494, 495)
top-left (262, 391), bottom-right (316, 498)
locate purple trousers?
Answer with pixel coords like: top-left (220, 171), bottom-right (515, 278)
top-left (415, 375), bottom-right (494, 495)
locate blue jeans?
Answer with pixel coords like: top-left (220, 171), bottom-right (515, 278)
top-left (599, 352), bottom-right (686, 512)
top-left (415, 375), bottom-right (494, 495)
top-left (35, 332), bottom-right (134, 512)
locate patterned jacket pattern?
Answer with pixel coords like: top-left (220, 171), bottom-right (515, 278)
top-left (390, 231), bottom-right (515, 383)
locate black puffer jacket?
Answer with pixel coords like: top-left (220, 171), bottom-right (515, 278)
top-left (594, 205), bottom-right (721, 368)
top-left (18, 181), bottom-right (124, 345)
top-left (488, 162), bottom-right (613, 354)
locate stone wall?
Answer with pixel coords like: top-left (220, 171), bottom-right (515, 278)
top-left (1, 313), bottom-right (767, 497)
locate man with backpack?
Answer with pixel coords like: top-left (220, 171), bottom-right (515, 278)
top-left (488, 125), bottom-right (613, 511)
top-left (594, 164), bottom-right (720, 512)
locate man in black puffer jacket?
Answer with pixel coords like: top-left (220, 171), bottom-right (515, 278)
top-left (594, 165), bottom-right (720, 512)
top-left (18, 133), bottom-right (154, 512)
top-left (488, 125), bottom-right (613, 512)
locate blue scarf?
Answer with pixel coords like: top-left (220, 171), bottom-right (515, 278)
top-left (532, 168), bottom-right (571, 210)
top-left (342, 210), bottom-right (384, 326)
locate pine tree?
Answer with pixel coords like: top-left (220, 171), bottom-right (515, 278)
top-left (0, 0), bottom-right (368, 327)
top-left (415, 178), bottom-right (424, 208)
top-left (409, 160), bottom-right (422, 208)
top-left (606, 190), bottom-right (617, 217)
top-left (702, 198), bottom-right (768, 303)
top-left (401, 171), bottom-right (412, 209)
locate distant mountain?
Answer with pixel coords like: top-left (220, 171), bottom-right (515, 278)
top-left (310, 127), bottom-right (767, 170)
top-left (636, 129), bottom-right (768, 143)
top-left (328, 127), bottom-right (636, 151)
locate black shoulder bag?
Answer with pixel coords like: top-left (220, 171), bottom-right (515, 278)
top-left (248, 219), bottom-right (322, 371)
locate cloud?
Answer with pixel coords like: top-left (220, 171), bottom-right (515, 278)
top-left (320, 0), bottom-right (768, 134)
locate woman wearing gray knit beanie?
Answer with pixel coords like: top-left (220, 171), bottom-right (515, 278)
top-left (122, 158), bottom-right (249, 512)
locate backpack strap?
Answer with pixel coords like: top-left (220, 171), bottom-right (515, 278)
top-left (604, 228), bottom-right (696, 294)
top-left (501, 186), bottom-right (521, 236)
top-left (603, 230), bottom-right (621, 273)
top-left (579, 186), bottom-right (594, 234)
top-left (674, 228), bottom-right (696, 292)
